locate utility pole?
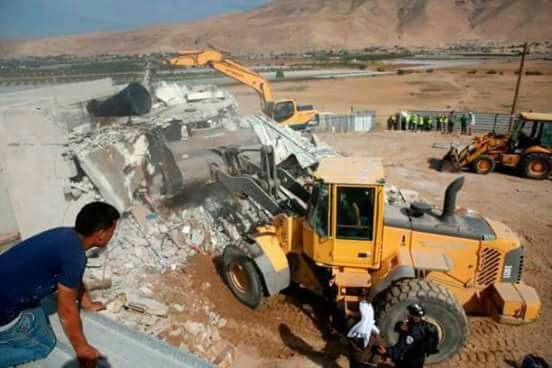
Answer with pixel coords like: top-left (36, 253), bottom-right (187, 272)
top-left (509, 42), bottom-right (528, 132)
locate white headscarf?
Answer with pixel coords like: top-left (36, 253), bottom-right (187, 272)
top-left (347, 301), bottom-right (380, 348)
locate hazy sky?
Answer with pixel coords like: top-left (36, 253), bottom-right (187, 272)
top-left (0, 0), bottom-right (268, 38)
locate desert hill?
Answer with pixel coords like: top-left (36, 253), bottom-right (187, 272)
top-left (2, 0), bottom-right (551, 56)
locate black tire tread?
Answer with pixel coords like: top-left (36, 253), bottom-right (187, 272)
top-left (471, 154), bottom-right (496, 175)
top-left (221, 245), bottom-right (265, 309)
top-left (520, 153), bottom-right (551, 180)
top-left (374, 279), bottom-right (468, 362)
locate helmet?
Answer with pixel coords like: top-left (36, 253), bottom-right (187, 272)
top-left (521, 354), bottom-right (549, 368)
top-left (407, 303), bottom-right (425, 317)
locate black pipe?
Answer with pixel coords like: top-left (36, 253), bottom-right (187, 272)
top-left (87, 82), bottom-right (152, 117)
top-left (440, 177), bottom-right (464, 224)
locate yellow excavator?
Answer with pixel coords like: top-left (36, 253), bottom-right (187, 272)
top-left (164, 50), bottom-right (319, 129)
top-left (441, 112), bottom-right (552, 179)
top-left (208, 145), bottom-right (540, 363)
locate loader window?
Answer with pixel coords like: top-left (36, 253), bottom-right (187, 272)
top-left (308, 183), bottom-right (329, 237)
top-left (274, 101), bottom-right (295, 122)
top-left (336, 187), bottom-right (374, 240)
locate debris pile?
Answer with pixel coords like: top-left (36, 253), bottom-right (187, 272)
top-left (62, 81), bottom-right (335, 365)
top-left (243, 113), bottom-right (337, 168)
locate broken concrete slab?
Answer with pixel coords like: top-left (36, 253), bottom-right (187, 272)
top-left (187, 90), bottom-right (225, 102)
top-left (155, 82), bottom-right (189, 106)
top-left (78, 145), bottom-right (133, 213)
top-left (41, 297), bottom-right (213, 368)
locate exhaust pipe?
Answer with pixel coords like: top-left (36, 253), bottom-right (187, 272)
top-left (440, 177), bottom-right (464, 224)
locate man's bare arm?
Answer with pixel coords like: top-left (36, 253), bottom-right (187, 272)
top-left (57, 283), bottom-right (100, 367)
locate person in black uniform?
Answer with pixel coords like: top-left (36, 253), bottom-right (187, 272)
top-left (378, 303), bottom-right (428, 368)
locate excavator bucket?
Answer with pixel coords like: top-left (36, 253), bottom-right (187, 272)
top-left (439, 146), bottom-right (462, 172)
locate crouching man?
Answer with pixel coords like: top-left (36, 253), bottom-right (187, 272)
top-left (0, 202), bottom-right (120, 367)
top-left (347, 301), bottom-right (385, 368)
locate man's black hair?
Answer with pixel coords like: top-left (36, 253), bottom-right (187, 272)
top-left (75, 202), bottom-right (120, 236)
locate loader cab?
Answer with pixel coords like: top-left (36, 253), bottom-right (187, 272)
top-left (511, 112), bottom-right (552, 150)
top-left (303, 157), bottom-right (386, 268)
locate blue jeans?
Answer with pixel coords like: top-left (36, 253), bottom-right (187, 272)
top-left (0, 307), bottom-right (56, 367)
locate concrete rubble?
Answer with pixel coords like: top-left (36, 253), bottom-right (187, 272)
top-left (242, 113), bottom-right (337, 168)
top-left (1, 79), bottom-right (340, 366)
top-left (56, 81), bottom-right (334, 366)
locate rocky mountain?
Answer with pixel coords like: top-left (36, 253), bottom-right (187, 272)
top-left (2, 0), bottom-right (551, 56)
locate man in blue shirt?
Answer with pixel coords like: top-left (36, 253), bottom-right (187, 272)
top-left (0, 202), bottom-right (120, 368)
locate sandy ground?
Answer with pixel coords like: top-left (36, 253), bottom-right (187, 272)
top-left (227, 60), bottom-right (552, 126)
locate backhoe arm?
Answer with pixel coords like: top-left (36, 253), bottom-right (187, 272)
top-left (166, 50), bottom-right (274, 111)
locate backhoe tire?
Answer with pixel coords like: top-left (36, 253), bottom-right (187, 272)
top-left (373, 279), bottom-right (468, 364)
top-left (221, 245), bottom-right (264, 309)
top-left (520, 153), bottom-right (551, 180)
top-left (471, 155), bottom-right (496, 175)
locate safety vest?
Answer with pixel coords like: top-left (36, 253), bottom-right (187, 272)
top-left (418, 116), bottom-right (424, 126)
top-left (428, 117), bottom-right (433, 127)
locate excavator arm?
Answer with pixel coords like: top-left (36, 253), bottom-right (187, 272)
top-left (165, 50), bottom-right (318, 128)
top-left (166, 50), bottom-right (274, 112)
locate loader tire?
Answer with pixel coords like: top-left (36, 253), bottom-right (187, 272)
top-left (373, 279), bottom-right (468, 364)
top-left (221, 245), bottom-right (264, 309)
top-left (520, 153), bottom-right (551, 180)
top-left (471, 154), bottom-right (496, 174)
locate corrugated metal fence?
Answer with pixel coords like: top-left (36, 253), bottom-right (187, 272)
top-left (406, 110), bottom-right (516, 133)
top-left (313, 111), bottom-right (376, 133)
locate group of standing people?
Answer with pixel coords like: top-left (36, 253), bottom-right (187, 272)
top-left (387, 111), bottom-right (476, 135)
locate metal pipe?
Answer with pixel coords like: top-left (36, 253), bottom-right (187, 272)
top-left (440, 177), bottom-right (465, 224)
top-left (509, 42), bottom-right (529, 132)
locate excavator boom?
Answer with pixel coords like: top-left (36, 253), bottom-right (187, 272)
top-left (167, 50), bottom-right (273, 109)
top-left (165, 50), bottom-right (318, 128)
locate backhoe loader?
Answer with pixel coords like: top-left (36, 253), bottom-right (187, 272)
top-left (209, 145), bottom-right (540, 363)
top-left (164, 50), bottom-right (319, 129)
top-left (441, 112), bottom-right (552, 179)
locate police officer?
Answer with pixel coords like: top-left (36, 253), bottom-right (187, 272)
top-left (391, 114), bottom-right (398, 130)
top-left (417, 115), bottom-right (424, 132)
top-left (378, 303), bottom-right (428, 368)
top-left (442, 115), bottom-right (448, 133)
top-left (388, 115), bottom-right (394, 130)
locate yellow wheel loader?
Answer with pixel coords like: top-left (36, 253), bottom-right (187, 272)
top-left (441, 112), bottom-right (552, 179)
top-left (211, 146), bottom-right (541, 363)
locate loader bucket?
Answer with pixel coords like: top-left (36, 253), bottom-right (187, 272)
top-left (440, 147), bottom-right (462, 172)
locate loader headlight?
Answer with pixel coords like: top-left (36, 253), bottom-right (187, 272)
top-left (501, 247), bottom-right (524, 283)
